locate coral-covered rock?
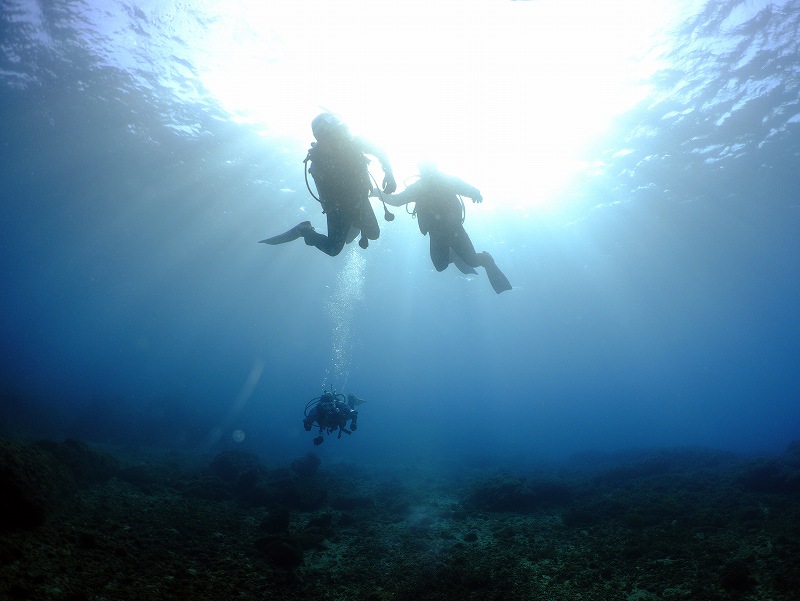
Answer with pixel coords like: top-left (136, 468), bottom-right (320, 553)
top-left (259, 505), bottom-right (291, 534)
top-left (463, 474), bottom-right (572, 513)
top-left (35, 438), bottom-right (118, 486)
top-left (297, 474), bottom-right (327, 511)
top-left (290, 452), bottom-right (321, 478)
top-left (463, 475), bottom-right (525, 512)
top-left (241, 468), bottom-right (300, 507)
top-left (720, 559), bottom-right (756, 592)
top-left (0, 438), bottom-right (76, 531)
top-left (329, 495), bottom-right (373, 510)
top-left (739, 458), bottom-right (800, 495)
top-left (254, 534), bottom-right (304, 569)
top-left (209, 449), bottom-right (265, 483)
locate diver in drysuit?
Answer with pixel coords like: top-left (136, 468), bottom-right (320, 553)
top-left (303, 391), bottom-right (364, 445)
top-left (260, 112), bottom-right (396, 254)
top-left (378, 162), bottom-right (512, 294)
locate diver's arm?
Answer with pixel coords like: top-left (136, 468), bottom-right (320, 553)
top-left (449, 175), bottom-right (483, 203)
top-left (359, 138), bottom-right (393, 174)
top-left (357, 137), bottom-right (396, 192)
top-left (377, 185), bottom-right (421, 207)
top-left (378, 189), bottom-right (410, 207)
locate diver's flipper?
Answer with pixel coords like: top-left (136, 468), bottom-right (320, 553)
top-left (488, 269), bottom-right (512, 294)
top-left (481, 252), bottom-right (512, 294)
top-left (450, 249), bottom-right (478, 275)
top-left (259, 221), bottom-right (313, 245)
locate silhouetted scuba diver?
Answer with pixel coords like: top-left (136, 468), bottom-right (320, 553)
top-left (259, 113), bottom-right (396, 254)
top-left (303, 391), bottom-right (364, 446)
top-left (378, 162), bottom-right (512, 294)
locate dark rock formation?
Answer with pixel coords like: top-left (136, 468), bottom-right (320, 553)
top-left (0, 438), bottom-right (76, 531)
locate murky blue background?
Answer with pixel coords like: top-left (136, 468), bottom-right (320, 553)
top-left (2, 0), bottom-right (798, 465)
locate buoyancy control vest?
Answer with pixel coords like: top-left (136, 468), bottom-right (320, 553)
top-left (412, 176), bottom-right (465, 235)
top-left (307, 138), bottom-right (371, 204)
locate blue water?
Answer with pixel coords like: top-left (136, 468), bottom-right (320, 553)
top-left (1, 0), bottom-right (798, 466)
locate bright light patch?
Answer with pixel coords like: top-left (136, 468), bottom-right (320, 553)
top-left (193, 0), bottom-right (689, 211)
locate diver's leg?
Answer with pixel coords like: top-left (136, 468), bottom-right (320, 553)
top-left (429, 232), bottom-right (451, 272)
top-left (345, 225), bottom-right (360, 244)
top-left (302, 206), bottom-right (348, 256)
top-left (448, 225), bottom-right (481, 267)
top-left (355, 196), bottom-right (380, 248)
top-left (449, 250), bottom-right (479, 275)
top-left (359, 198), bottom-right (380, 241)
top-left (450, 226), bottom-right (511, 293)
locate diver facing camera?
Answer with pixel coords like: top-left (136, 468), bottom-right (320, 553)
top-left (302, 391), bottom-right (366, 445)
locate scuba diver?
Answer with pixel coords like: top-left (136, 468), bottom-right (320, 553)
top-left (377, 162), bottom-right (512, 294)
top-left (259, 112), bottom-right (397, 254)
top-left (303, 391), bottom-right (364, 446)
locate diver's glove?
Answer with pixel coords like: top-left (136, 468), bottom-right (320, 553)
top-left (473, 193), bottom-right (483, 203)
top-left (382, 172), bottom-right (397, 194)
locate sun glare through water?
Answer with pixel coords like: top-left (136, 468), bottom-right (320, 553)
top-left (194, 0), bottom-right (690, 212)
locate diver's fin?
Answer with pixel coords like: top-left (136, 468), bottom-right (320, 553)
top-left (450, 249), bottom-right (478, 275)
top-left (259, 221), bottom-right (313, 245)
top-left (481, 252), bottom-right (512, 294)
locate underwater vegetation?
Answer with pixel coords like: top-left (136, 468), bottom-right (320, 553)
top-left (1, 439), bottom-right (799, 600)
